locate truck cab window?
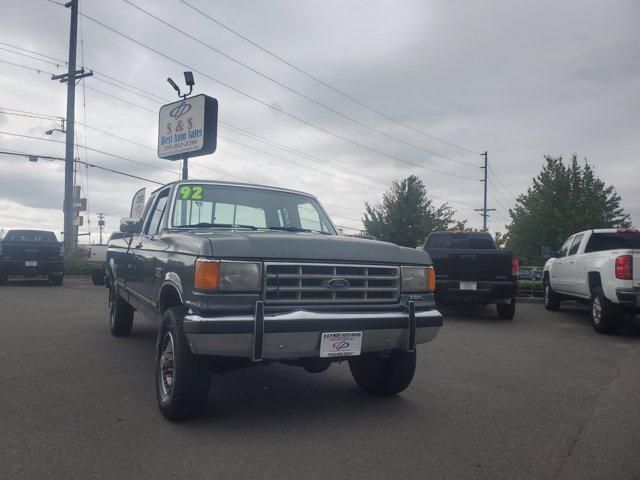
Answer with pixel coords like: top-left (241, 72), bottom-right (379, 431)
top-left (568, 234), bottom-right (583, 256)
top-left (558, 237), bottom-right (572, 257)
top-left (145, 190), bottom-right (170, 235)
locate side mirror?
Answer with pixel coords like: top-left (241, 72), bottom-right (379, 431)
top-left (120, 217), bottom-right (141, 234)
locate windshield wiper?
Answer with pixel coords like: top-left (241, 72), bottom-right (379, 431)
top-left (266, 226), bottom-right (332, 235)
top-left (176, 222), bottom-right (258, 230)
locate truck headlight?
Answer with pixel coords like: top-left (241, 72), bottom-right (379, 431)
top-left (194, 259), bottom-right (262, 292)
top-left (401, 266), bottom-right (435, 292)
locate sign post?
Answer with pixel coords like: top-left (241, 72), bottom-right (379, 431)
top-left (157, 92), bottom-right (218, 179)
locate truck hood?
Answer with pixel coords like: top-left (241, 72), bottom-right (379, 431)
top-left (186, 230), bottom-right (430, 265)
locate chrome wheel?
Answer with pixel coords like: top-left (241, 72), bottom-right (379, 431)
top-left (108, 287), bottom-right (115, 329)
top-left (160, 332), bottom-right (175, 398)
top-left (592, 296), bottom-right (602, 325)
top-left (544, 284), bottom-right (550, 305)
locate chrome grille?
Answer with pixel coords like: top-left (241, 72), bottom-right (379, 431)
top-left (264, 262), bottom-right (400, 304)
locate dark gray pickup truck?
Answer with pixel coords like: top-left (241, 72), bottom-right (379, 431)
top-left (107, 180), bottom-right (443, 420)
top-left (0, 230), bottom-right (64, 285)
top-left (424, 231), bottom-right (518, 319)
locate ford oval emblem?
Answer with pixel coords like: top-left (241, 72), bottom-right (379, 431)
top-left (324, 277), bottom-right (350, 289)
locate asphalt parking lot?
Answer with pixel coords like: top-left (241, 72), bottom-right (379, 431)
top-left (2, 278), bottom-right (639, 479)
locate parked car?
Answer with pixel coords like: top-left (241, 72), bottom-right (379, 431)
top-left (518, 267), bottom-right (534, 281)
top-left (107, 180), bottom-right (443, 420)
top-left (81, 233), bottom-right (127, 286)
top-left (543, 228), bottom-right (640, 333)
top-left (423, 231), bottom-right (518, 319)
top-left (0, 230), bottom-right (64, 285)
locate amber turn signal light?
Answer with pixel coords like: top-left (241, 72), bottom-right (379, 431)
top-left (427, 266), bottom-right (436, 292)
top-left (194, 259), bottom-right (220, 290)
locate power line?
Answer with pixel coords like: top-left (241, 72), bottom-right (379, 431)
top-left (123, 0), bottom-right (479, 169)
top-left (0, 150), bottom-right (165, 185)
top-left (0, 110), bottom-right (62, 121)
top-left (0, 46), bottom-right (66, 69)
top-left (0, 58), bottom-right (54, 75)
top-left (179, 0), bottom-right (482, 156)
top-left (488, 164), bottom-right (517, 200)
top-left (3, 55), bottom-right (477, 218)
top-left (78, 11), bottom-right (480, 181)
top-left (0, 130), bottom-right (180, 177)
top-left (0, 106), bottom-right (62, 120)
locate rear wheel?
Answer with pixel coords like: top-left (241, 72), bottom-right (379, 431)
top-left (591, 286), bottom-right (619, 334)
top-left (49, 274), bottom-right (63, 286)
top-left (156, 306), bottom-right (211, 421)
top-left (0, 273), bottom-right (7, 285)
top-left (496, 300), bottom-right (516, 320)
top-left (544, 278), bottom-right (561, 311)
top-left (349, 350), bottom-right (416, 396)
top-left (108, 283), bottom-right (134, 337)
top-left (91, 269), bottom-right (105, 286)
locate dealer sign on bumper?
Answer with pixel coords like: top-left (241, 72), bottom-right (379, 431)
top-left (319, 332), bottom-right (363, 358)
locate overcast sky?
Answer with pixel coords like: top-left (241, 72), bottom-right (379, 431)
top-left (1, 0), bottom-right (638, 242)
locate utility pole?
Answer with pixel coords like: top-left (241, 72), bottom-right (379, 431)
top-left (475, 151), bottom-right (496, 231)
top-left (51, 0), bottom-right (92, 256)
top-left (182, 157), bottom-right (188, 180)
top-left (97, 213), bottom-right (105, 244)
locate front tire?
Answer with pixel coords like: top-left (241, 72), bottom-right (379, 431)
top-left (349, 350), bottom-right (416, 396)
top-left (0, 273), bottom-right (7, 285)
top-left (544, 278), bottom-right (561, 311)
top-left (108, 283), bottom-right (134, 337)
top-left (156, 306), bottom-right (211, 421)
top-left (49, 274), bottom-right (63, 286)
top-left (591, 286), bottom-right (619, 334)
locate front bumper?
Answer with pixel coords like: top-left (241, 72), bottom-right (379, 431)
top-left (435, 280), bottom-right (517, 304)
top-left (183, 302), bottom-right (443, 360)
top-left (0, 259), bottom-right (64, 276)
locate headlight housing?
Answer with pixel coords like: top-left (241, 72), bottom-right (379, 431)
top-left (401, 266), bottom-right (435, 292)
top-left (194, 259), bottom-right (261, 292)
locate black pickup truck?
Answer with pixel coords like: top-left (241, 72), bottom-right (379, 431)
top-left (424, 231), bottom-right (518, 319)
top-left (0, 230), bottom-right (64, 285)
top-left (107, 180), bottom-right (443, 420)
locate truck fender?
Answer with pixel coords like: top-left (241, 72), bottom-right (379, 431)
top-left (588, 272), bottom-right (601, 296)
top-left (157, 273), bottom-right (184, 314)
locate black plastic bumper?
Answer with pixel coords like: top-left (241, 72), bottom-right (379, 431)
top-left (0, 260), bottom-right (64, 276)
top-left (616, 288), bottom-right (640, 310)
top-left (435, 280), bottom-right (518, 304)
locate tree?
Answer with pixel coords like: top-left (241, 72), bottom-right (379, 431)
top-left (494, 231), bottom-right (508, 248)
top-left (507, 155), bottom-right (630, 265)
top-left (363, 175), bottom-right (464, 247)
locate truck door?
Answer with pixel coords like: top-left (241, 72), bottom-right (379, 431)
top-left (563, 234), bottom-right (584, 294)
top-left (551, 236), bottom-right (573, 293)
top-left (130, 188), bottom-right (171, 318)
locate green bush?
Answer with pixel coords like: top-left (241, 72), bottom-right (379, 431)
top-left (64, 249), bottom-right (92, 276)
top-left (517, 280), bottom-right (544, 297)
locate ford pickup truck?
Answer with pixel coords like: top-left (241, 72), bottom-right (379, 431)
top-left (107, 180), bottom-right (443, 420)
top-left (423, 231), bottom-right (518, 319)
top-left (543, 228), bottom-right (640, 334)
top-left (0, 230), bottom-right (64, 285)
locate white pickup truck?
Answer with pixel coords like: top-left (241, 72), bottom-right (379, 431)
top-left (543, 229), bottom-right (640, 333)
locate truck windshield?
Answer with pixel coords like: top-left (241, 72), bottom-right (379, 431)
top-left (426, 233), bottom-right (496, 249)
top-left (584, 232), bottom-right (640, 252)
top-left (171, 183), bottom-right (336, 235)
top-left (4, 230), bottom-right (57, 242)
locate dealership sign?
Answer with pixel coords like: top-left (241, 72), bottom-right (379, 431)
top-left (157, 94), bottom-right (218, 161)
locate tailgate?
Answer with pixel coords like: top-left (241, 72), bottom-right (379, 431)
top-left (1, 241), bottom-right (61, 261)
top-left (429, 249), bottom-right (512, 281)
top-left (634, 252), bottom-right (640, 287)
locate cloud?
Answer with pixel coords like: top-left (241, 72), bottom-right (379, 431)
top-left (0, 0), bottom-right (638, 244)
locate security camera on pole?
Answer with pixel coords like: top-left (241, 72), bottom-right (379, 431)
top-left (158, 72), bottom-right (218, 179)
